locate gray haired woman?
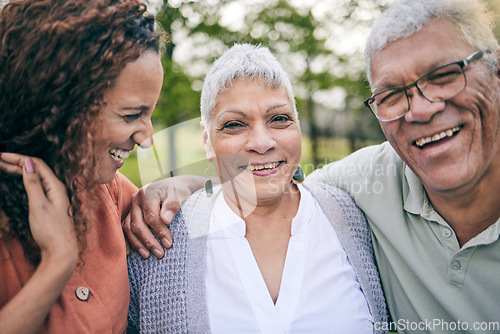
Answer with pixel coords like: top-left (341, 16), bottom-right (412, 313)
top-left (127, 44), bottom-right (387, 334)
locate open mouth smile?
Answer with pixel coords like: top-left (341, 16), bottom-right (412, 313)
top-left (109, 148), bottom-right (130, 162)
top-left (248, 161), bottom-right (282, 171)
top-left (414, 126), bottom-right (462, 148)
top-left (239, 161), bottom-right (285, 173)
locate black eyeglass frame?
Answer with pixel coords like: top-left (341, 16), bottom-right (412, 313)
top-left (364, 50), bottom-right (485, 122)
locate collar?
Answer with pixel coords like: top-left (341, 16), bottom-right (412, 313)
top-left (210, 184), bottom-right (312, 237)
top-left (402, 165), bottom-right (500, 245)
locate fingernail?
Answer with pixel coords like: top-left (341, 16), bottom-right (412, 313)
top-left (162, 210), bottom-right (175, 222)
top-left (138, 248), bottom-right (149, 259)
top-left (152, 248), bottom-right (163, 258)
top-left (162, 237), bottom-right (172, 248)
top-left (24, 157), bottom-right (36, 174)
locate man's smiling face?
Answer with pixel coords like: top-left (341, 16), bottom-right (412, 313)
top-left (370, 18), bottom-right (500, 196)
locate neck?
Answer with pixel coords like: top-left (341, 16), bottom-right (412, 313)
top-left (221, 183), bottom-right (301, 230)
top-left (426, 166), bottom-right (500, 247)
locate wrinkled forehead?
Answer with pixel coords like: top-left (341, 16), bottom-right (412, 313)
top-left (210, 77), bottom-right (296, 117)
top-left (370, 18), bottom-right (473, 90)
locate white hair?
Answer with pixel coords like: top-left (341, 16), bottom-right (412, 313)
top-left (200, 43), bottom-right (297, 126)
top-left (365, 0), bottom-right (499, 86)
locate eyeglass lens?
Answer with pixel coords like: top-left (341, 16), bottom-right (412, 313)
top-left (370, 62), bottom-right (466, 121)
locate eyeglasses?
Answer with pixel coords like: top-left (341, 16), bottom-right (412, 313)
top-left (364, 51), bottom-right (485, 122)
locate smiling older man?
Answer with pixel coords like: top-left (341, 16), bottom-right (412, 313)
top-left (308, 0), bottom-right (500, 332)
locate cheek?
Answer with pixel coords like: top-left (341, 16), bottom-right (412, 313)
top-left (465, 71), bottom-right (500, 113)
top-left (379, 123), bottom-right (410, 157)
top-left (379, 123), bottom-right (396, 142)
top-left (280, 127), bottom-right (302, 153)
top-left (289, 136), bottom-right (302, 161)
top-left (211, 134), bottom-right (245, 155)
top-left (101, 126), bottom-right (132, 146)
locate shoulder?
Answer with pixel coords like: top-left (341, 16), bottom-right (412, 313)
top-left (345, 141), bottom-right (402, 165)
top-left (303, 181), bottom-right (364, 221)
top-left (178, 187), bottom-right (220, 239)
top-left (308, 142), bottom-right (404, 182)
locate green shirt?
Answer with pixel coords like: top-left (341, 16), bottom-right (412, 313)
top-left (309, 142), bottom-right (500, 334)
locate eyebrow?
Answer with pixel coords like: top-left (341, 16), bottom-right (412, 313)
top-left (122, 105), bottom-right (151, 112)
top-left (374, 57), bottom-right (460, 93)
top-left (216, 103), bottom-right (292, 120)
top-left (217, 110), bottom-right (247, 120)
top-left (266, 103), bottom-right (290, 112)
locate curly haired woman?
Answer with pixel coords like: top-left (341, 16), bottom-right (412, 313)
top-left (0, 0), bottom-right (163, 332)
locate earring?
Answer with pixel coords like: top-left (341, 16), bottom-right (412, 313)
top-left (292, 166), bottom-right (305, 185)
top-left (204, 179), bottom-right (213, 197)
top-left (204, 162), bottom-right (215, 197)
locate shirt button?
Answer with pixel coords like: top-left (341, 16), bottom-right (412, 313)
top-left (450, 260), bottom-right (461, 270)
top-left (75, 286), bottom-right (91, 301)
top-left (442, 228), bottom-right (452, 238)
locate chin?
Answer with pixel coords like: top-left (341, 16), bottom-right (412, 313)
top-left (421, 168), bottom-right (478, 194)
top-left (94, 170), bottom-right (117, 184)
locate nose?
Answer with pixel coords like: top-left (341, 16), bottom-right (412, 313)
top-left (404, 86), bottom-right (445, 123)
top-left (245, 123), bottom-right (276, 154)
top-left (133, 118), bottom-right (154, 149)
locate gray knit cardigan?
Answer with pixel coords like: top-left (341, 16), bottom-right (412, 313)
top-left (127, 181), bottom-right (388, 334)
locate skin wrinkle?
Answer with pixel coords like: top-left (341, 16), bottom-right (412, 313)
top-left (205, 79), bottom-right (301, 213)
top-left (371, 18), bottom-right (500, 245)
top-left (0, 0), bottom-right (159, 265)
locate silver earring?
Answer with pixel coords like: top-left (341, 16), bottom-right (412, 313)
top-left (204, 162), bottom-right (215, 197)
top-left (291, 166), bottom-right (304, 184)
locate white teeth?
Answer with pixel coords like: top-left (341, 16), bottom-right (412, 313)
top-left (249, 162), bottom-right (280, 171)
top-left (415, 126), bottom-right (461, 147)
top-left (109, 148), bottom-right (130, 161)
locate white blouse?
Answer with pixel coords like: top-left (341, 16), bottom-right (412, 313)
top-left (205, 184), bottom-right (373, 333)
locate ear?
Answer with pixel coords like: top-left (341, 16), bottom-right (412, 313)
top-left (200, 121), bottom-right (215, 161)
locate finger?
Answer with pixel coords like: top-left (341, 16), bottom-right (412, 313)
top-left (122, 212), bottom-right (155, 258)
top-left (0, 152), bottom-right (24, 175)
top-left (123, 225), bottom-right (151, 259)
top-left (28, 158), bottom-right (67, 205)
top-left (160, 200), bottom-right (179, 224)
top-left (122, 215), bottom-right (132, 255)
top-left (157, 177), bottom-right (180, 224)
top-left (136, 188), bottom-right (174, 250)
top-left (128, 192), bottom-right (165, 258)
top-left (125, 237), bottom-right (131, 255)
top-left (22, 157), bottom-right (50, 209)
top-left (4, 154), bottom-right (66, 204)
top-left (123, 202), bottom-right (154, 258)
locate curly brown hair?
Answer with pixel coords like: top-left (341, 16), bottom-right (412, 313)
top-left (0, 0), bottom-right (160, 265)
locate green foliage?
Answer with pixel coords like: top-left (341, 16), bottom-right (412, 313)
top-left (153, 0), bottom-right (391, 167)
top-left (154, 54), bottom-right (200, 127)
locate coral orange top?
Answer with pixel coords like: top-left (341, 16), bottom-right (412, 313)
top-left (0, 172), bottom-right (137, 333)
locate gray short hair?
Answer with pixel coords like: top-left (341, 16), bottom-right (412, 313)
top-left (365, 0), bottom-right (499, 86)
top-left (200, 43), bottom-right (297, 126)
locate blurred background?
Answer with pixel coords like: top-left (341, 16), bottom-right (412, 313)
top-left (1, 0), bottom-right (499, 187)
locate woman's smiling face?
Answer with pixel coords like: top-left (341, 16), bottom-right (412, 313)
top-left (93, 50), bottom-right (163, 184)
top-left (203, 78), bottom-right (302, 203)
